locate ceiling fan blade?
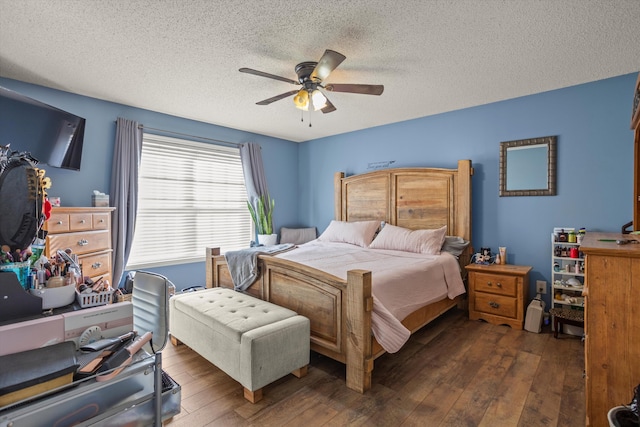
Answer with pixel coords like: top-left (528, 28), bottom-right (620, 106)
top-left (255, 90), bottom-right (299, 105)
top-left (325, 84), bottom-right (384, 95)
top-left (239, 68), bottom-right (299, 85)
top-left (311, 50), bottom-right (346, 82)
top-left (321, 97), bottom-right (336, 114)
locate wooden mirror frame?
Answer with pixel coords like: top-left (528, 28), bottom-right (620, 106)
top-left (499, 135), bottom-right (557, 197)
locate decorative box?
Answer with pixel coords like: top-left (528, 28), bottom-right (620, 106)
top-left (91, 194), bottom-right (109, 207)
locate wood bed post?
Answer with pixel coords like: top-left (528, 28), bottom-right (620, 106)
top-left (346, 269), bottom-right (373, 393)
top-left (206, 247), bottom-right (221, 288)
top-left (456, 160), bottom-right (473, 242)
top-left (334, 172), bottom-right (345, 220)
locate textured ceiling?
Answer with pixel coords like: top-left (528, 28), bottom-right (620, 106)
top-left (0, 0), bottom-right (639, 142)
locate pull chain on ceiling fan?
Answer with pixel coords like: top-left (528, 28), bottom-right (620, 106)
top-left (239, 49), bottom-right (384, 115)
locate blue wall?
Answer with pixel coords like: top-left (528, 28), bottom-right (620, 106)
top-left (0, 78), bottom-right (299, 290)
top-left (298, 73), bottom-right (637, 306)
top-left (2, 73), bottom-right (637, 306)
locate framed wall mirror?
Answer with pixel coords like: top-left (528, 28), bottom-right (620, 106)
top-left (499, 135), bottom-right (557, 196)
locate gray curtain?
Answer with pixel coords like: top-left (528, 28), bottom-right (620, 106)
top-left (239, 143), bottom-right (269, 202)
top-left (110, 117), bottom-right (143, 287)
top-left (240, 143), bottom-right (271, 239)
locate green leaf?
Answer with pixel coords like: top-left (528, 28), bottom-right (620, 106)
top-left (247, 194), bottom-right (274, 235)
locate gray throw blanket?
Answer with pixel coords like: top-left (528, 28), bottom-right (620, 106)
top-left (224, 243), bottom-right (295, 291)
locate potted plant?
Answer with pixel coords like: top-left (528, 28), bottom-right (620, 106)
top-left (247, 195), bottom-right (276, 246)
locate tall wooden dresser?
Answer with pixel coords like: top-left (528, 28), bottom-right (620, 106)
top-left (581, 232), bottom-right (640, 426)
top-left (44, 207), bottom-right (115, 286)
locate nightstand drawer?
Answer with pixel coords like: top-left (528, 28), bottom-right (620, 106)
top-left (474, 293), bottom-right (517, 319)
top-left (472, 272), bottom-right (517, 297)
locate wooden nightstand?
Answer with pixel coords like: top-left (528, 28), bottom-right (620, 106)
top-left (466, 263), bottom-right (532, 330)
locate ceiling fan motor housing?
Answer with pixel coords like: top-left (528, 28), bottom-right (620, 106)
top-left (295, 62), bottom-right (318, 84)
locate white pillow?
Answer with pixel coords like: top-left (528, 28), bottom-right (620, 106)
top-left (317, 220), bottom-right (380, 247)
top-left (369, 224), bottom-right (447, 255)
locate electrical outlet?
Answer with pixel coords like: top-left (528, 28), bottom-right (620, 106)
top-left (536, 280), bottom-right (547, 294)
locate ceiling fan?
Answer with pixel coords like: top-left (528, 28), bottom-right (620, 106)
top-left (239, 49), bottom-right (384, 114)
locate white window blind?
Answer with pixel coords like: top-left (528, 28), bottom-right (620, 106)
top-left (126, 133), bottom-right (252, 269)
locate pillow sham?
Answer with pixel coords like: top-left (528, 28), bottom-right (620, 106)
top-left (369, 224), bottom-right (447, 255)
top-left (441, 235), bottom-right (471, 258)
top-left (317, 220), bottom-right (380, 247)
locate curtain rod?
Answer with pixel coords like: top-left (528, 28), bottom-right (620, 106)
top-left (136, 124), bottom-right (242, 147)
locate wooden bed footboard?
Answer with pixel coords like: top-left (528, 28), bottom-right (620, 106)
top-left (206, 247), bottom-right (462, 393)
top-left (206, 246), bottom-right (375, 392)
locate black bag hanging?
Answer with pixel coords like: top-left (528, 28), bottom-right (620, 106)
top-left (0, 147), bottom-right (47, 252)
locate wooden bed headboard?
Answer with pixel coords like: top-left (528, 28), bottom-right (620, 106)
top-left (334, 159), bottom-right (473, 242)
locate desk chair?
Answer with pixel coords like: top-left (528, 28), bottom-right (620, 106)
top-left (132, 270), bottom-right (176, 425)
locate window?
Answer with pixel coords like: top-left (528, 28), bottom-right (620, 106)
top-left (126, 133), bottom-right (252, 269)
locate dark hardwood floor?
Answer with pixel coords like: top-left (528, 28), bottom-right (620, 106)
top-left (162, 309), bottom-right (585, 426)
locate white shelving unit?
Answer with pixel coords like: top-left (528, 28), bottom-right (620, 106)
top-left (551, 234), bottom-right (584, 307)
top-left (551, 232), bottom-right (585, 335)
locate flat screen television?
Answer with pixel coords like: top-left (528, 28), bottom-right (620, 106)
top-left (0, 86), bottom-right (85, 171)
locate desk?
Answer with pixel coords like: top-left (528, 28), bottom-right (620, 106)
top-left (0, 351), bottom-right (180, 426)
top-left (0, 273), bottom-right (180, 425)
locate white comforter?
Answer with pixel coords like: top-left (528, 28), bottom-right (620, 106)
top-left (275, 241), bottom-right (466, 353)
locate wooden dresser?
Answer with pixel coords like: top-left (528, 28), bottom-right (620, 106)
top-left (466, 263), bottom-right (531, 330)
top-left (581, 232), bottom-right (640, 427)
top-left (44, 207), bottom-right (115, 286)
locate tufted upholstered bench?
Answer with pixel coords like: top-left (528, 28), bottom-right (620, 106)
top-left (169, 287), bottom-right (310, 402)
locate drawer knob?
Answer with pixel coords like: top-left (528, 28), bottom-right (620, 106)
top-left (496, 282), bottom-right (503, 288)
top-left (487, 281), bottom-right (492, 286)
top-left (99, 219), bottom-right (105, 223)
top-left (57, 220), bottom-right (63, 225)
top-left (80, 219), bottom-right (86, 224)
top-left (91, 262), bottom-right (102, 269)
top-left (78, 239), bottom-right (89, 246)
top-left (489, 301), bottom-right (500, 309)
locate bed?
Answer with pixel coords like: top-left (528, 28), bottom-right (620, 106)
top-left (205, 159), bottom-right (474, 393)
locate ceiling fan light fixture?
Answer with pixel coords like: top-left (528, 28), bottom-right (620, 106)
top-left (293, 89), bottom-right (309, 110)
top-left (311, 89), bottom-right (327, 110)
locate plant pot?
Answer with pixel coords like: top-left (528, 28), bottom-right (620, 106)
top-left (257, 234), bottom-right (278, 246)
